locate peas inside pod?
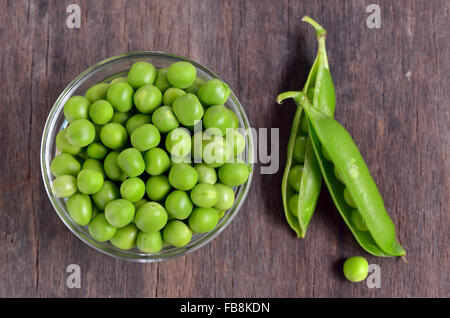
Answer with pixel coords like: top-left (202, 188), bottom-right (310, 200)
top-left (50, 60), bottom-right (251, 254)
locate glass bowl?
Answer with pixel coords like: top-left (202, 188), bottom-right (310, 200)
top-left (40, 51), bottom-right (253, 262)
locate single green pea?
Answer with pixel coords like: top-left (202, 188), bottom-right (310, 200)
top-left (110, 77), bottom-right (128, 84)
top-left (167, 61), bottom-right (196, 89)
top-left (213, 183), bottom-right (235, 210)
top-left (343, 188), bottom-right (356, 208)
top-left (351, 209), bottom-right (369, 231)
top-left (194, 163), bottom-right (217, 184)
top-left (86, 142), bottom-right (109, 160)
top-left (225, 129), bottom-right (246, 157)
top-left (188, 207), bottom-right (220, 233)
top-left (322, 144), bottom-right (332, 161)
top-left (88, 213), bottom-right (117, 242)
top-left (66, 119), bottom-right (96, 148)
top-left (154, 67), bottom-right (171, 93)
top-left (50, 153), bottom-right (81, 177)
top-left (88, 100), bottom-right (114, 125)
top-left (110, 111), bottom-right (132, 125)
top-left (82, 158), bottom-right (105, 178)
top-left (288, 194), bottom-right (299, 216)
top-left (85, 83), bottom-right (110, 103)
top-left (190, 183), bottom-right (218, 208)
top-left (103, 152), bottom-right (127, 181)
top-left (203, 105), bottom-right (235, 136)
top-left (125, 113), bottom-right (151, 135)
top-left (63, 96), bottom-right (91, 122)
top-left (165, 128), bottom-right (191, 157)
top-left (56, 129), bottom-right (82, 155)
top-left (107, 82), bottom-right (134, 112)
top-left (91, 180), bottom-right (120, 210)
top-left (293, 135), bottom-right (307, 163)
top-left (135, 202), bottom-right (168, 232)
top-left (217, 160), bottom-right (250, 187)
top-left (144, 147), bottom-right (170, 175)
top-left (110, 223), bottom-right (139, 250)
top-left (146, 175), bottom-right (171, 201)
top-left (67, 193), bottom-right (92, 226)
top-left (51, 175), bottom-right (77, 198)
top-left (202, 135), bottom-right (232, 168)
top-left (117, 148), bottom-right (145, 177)
top-left (134, 198), bottom-right (149, 210)
top-left (134, 84), bottom-right (163, 114)
top-left (343, 256), bottom-right (369, 283)
top-left (287, 165), bottom-right (304, 192)
top-left (120, 177), bottom-right (146, 203)
top-left (334, 165), bottom-right (344, 183)
top-left (299, 114), bottom-right (309, 135)
top-left (100, 122), bottom-right (128, 149)
top-left (164, 190), bottom-right (193, 220)
top-left (162, 87), bottom-right (186, 106)
top-left (137, 230), bottom-right (163, 254)
top-left (168, 164), bottom-right (198, 191)
top-left (162, 220), bottom-right (192, 247)
top-left (130, 123), bottom-right (161, 151)
top-left (184, 76), bottom-right (206, 94)
top-left (105, 199), bottom-right (135, 228)
top-left (197, 79), bottom-right (230, 106)
top-left (127, 61), bottom-right (157, 89)
top-left (151, 106), bottom-right (179, 133)
top-left (76, 169), bottom-right (104, 194)
top-left (172, 93), bottom-right (204, 126)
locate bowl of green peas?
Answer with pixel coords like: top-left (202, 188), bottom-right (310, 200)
top-left (41, 51), bottom-right (253, 262)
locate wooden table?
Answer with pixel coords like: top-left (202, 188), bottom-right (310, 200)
top-left (1, 0), bottom-right (448, 298)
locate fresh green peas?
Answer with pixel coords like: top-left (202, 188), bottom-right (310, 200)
top-left (164, 190), bottom-right (193, 220)
top-left (165, 128), bottom-right (191, 157)
top-left (100, 122), bottom-right (128, 149)
top-left (135, 202), bottom-right (168, 232)
top-left (125, 113), bottom-right (151, 135)
top-left (103, 152), bottom-right (127, 181)
top-left (105, 199), bottom-right (135, 228)
top-left (86, 142), bottom-right (109, 160)
top-left (213, 183), bottom-right (235, 210)
top-left (152, 106), bottom-right (179, 133)
top-left (218, 160), bottom-right (250, 186)
top-left (188, 207), bottom-right (220, 233)
top-left (185, 77), bottom-right (206, 94)
top-left (126, 61), bottom-right (157, 89)
top-left (162, 220), bottom-right (192, 247)
top-left (154, 68), bottom-right (171, 93)
top-left (67, 193), bottom-right (93, 226)
top-left (82, 159), bottom-right (105, 178)
top-left (194, 163), bottom-right (217, 184)
top-left (120, 177), bottom-right (146, 203)
top-left (168, 164), bottom-right (198, 191)
top-left (293, 135), bottom-right (307, 163)
top-left (203, 105), bottom-right (235, 136)
top-left (85, 83), bottom-right (110, 103)
top-left (146, 175), bottom-right (171, 201)
top-left (50, 153), bottom-right (81, 177)
top-left (197, 79), bottom-right (230, 106)
top-left (51, 175), bottom-right (77, 198)
top-left (110, 111), bottom-right (132, 125)
top-left (91, 180), bottom-right (120, 210)
top-left (190, 183), bottom-right (218, 208)
top-left (137, 231), bottom-right (163, 254)
top-left (110, 77), bottom-right (128, 84)
top-left (66, 119), bottom-right (96, 148)
top-left (88, 213), bottom-right (117, 242)
top-left (202, 135), bottom-right (232, 168)
top-left (89, 100), bottom-right (114, 125)
top-left (162, 87), bottom-right (186, 106)
top-left (144, 147), bottom-right (170, 175)
top-left (117, 148), bottom-right (145, 177)
top-left (351, 209), bottom-right (369, 231)
top-left (172, 93), bottom-right (204, 126)
top-left (226, 129), bottom-right (246, 157)
top-left (343, 188), bottom-right (356, 208)
top-left (288, 194), bottom-right (299, 216)
top-left (76, 169), bottom-right (104, 194)
top-left (299, 113), bottom-right (309, 135)
top-left (56, 129), bottom-right (82, 155)
top-left (134, 84), bottom-right (163, 114)
top-left (107, 82), bottom-right (134, 112)
top-left (110, 223), bottom-right (139, 250)
top-left (343, 256), bottom-right (369, 283)
top-left (63, 96), bottom-right (91, 122)
top-left (287, 165), bottom-right (304, 192)
top-left (167, 61), bottom-right (196, 89)
top-left (130, 123), bottom-right (161, 151)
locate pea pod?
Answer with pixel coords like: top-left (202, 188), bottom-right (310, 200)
top-left (279, 16), bottom-right (335, 237)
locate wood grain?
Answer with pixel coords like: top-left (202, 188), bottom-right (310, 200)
top-left (0, 0), bottom-right (448, 298)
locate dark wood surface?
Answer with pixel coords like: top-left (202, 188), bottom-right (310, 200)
top-left (0, 0), bottom-right (448, 298)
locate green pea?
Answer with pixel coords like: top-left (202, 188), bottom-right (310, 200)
top-left (202, 134), bottom-right (233, 168)
top-left (66, 119), bottom-right (96, 148)
top-left (226, 129), bottom-right (245, 157)
top-left (164, 190), bottom-right (193, 220)
top-left (191, 131), bottom-right (205, 162)
top-left (110, 77), bottom-right (128, 84)
top-left (322, 144), bottom-right (332, 161)
top-left (299, 114), bottom-right (309, 135)
top-left (76, 169), bottom-right (104, 194)
top-left (50, 153), bottom-right (81, 177)
top-left (92, 180), bottom-right (120, 210)
top-left (213, 183), bottom-right (235, 210)
top-left (137, 230), bottom-right (163, 254)
top-left (105, 199), bottom-right (135, 228)
top-left (67, 193), bottom-right (92, 226)
top-left (217, 160), bottom-right (250, 187)
top-left (134, 84), bottom-right (163, 114)
top-left (287, 165), bottom-right (304, 192)
top-left (162, 87), bottom-right (186, 106)
top-left (162, 220), bottom-right (192, 247)
top-left (154, 67), bottom-right (171, 93)
top-left (188, 207), bottom-right (220, 233)
top-left (82, 159), bottom-right (105, 178)
top-left (86, 142), bottom-right (109, 160)
top-left (104, 152), bottom-right (127, 181)
top-left (125, 113), bottom-right (151, 135)
top-left (203, 105), bottom-right (235, 136)
top-left (107, 82), bottom-right (134, 112)
top-left (135, 202), bottom-right (168, 232)
top-left (144, 147), bottom-right (170, 175)
top-left (293, 135), bottom-right (307, 163)
top-left (351, 209), bottom-right (369, 231)
top-left (218, 210), bottom-right (225, 218)
top-left (288, 194), bottom-right (299, 216)
top-left (51, 175), bottom-right (77, 198)
top-left (197, 79), bottom-right (230, 106)
top-left (194, 163), bottom-right (217, 184)
top-left (172, 93), bottom-right (204, 126)
top-left (63, 96), bottom-right (90, 122)
top-left (127, 61), bottom-right (157, 89)
top-left (110, 223), bottom-right (139, 250)
top-left (184, 76), bottom-right (206, 94)
top-left (88, 213), bottom-right (117, 242)
top-left (56, 129), bottom-right (82, 155)
top-left (165, 128), bottom-right (191, 157)
top-left (120, 177), bottom-right (145, 203)
top-left (151, 106), bottom-right (179, 133)
top-left (190, 183), bottom-right (218, 208)
top-left (343, 256), bottom-right (369, 283)
top-left (168, 164), bottom-right (198, 191)
top-left (85, 83), bottom-right (110, 103)
top-left (116, 148), bottom-right (145, 177)
top-left (169, 156), bottom-right (192, 166)
top-left (130, 124), bottom-right (161, 151)
top-left (334, 165), bottom-right (344, 183)
top-left (88, 100), bottom-right (113, 125)
top-left (343, 188), bottom-right (356, 208)
top-left (228, 108), bottom-right (239, 129)
top-left (110, 111), bottom-right (132, 125)
top-left (146, 175), bottom-right (171, 201)
top-left (167, 61), bottom-right (196, 89)
top-left (100, 123), bottom-right (128, 149)
top-left (134, 198), bottom-right (149, 210)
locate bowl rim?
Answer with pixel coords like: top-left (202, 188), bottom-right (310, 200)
top-left (40, 50), bottom-right (254, 262)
